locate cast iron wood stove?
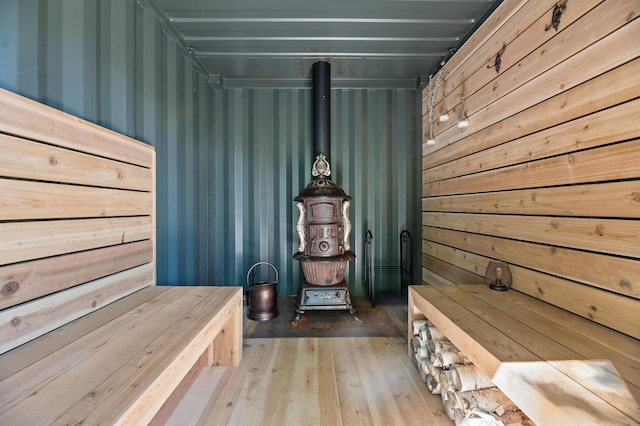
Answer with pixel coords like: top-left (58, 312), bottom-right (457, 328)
top-left (291, 61), bottom-right (359, 326)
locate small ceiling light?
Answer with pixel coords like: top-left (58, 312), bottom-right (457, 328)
top-left (427, 138), bottom-right (436, 146)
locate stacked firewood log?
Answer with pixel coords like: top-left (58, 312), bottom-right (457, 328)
top-left (411, 320), bottom-right (534, 426)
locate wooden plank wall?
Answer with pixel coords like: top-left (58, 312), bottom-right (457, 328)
top-left (0, 88), bottom-right (156, 354)
top-left (421, 0), bottom-right (640, 339)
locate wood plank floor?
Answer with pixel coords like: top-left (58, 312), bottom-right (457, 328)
top-left (163, 337), bottom-right (452, 426)
top-left (156, 298), bottom-right (453, 426)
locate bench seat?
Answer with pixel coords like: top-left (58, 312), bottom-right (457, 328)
top-left (408, 284), bottom-right (640, 425)
top-left (0, 285), bottom-right (242, 425)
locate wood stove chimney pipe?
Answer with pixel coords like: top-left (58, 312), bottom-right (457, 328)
top-left (312, 61), bottom-right (331, 168)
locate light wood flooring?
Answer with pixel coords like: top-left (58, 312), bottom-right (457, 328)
top-left (154, 299), bottom-right (453, 426)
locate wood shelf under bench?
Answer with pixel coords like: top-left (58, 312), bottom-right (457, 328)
top-left (408, 284), bottom-right (640, 425)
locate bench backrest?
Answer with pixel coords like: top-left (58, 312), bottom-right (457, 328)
top-left (0, 88), bottom-right (156, 354)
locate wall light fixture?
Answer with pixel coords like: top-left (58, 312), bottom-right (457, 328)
top-left (438, 73), bottom-right (449, 122)
top-left (426, 75), bottom-right (438, 145)
top-left (457, 82), bottom-right (469, 129)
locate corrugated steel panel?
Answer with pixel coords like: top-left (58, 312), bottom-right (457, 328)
top-left (208, 88), bottom-right (421, 295)
top-left (0, 0), bottom-right (422, 296)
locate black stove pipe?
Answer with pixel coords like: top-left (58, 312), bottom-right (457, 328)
top-left (312, 61), bottom-right (331, 166)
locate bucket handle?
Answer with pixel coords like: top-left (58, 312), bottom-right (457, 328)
top-left (246, 261), bottom-right (278, 288)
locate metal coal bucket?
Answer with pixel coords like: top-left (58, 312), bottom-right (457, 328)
top-left (245, 262), bottom-right (279, 321)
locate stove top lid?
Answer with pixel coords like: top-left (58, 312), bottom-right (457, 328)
top-left (295, 177), bottom-right (350, 199)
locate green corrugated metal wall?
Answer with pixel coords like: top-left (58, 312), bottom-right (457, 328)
top-left (210, 88), bottom-right (421, 295)
top-left (0, 0), bottom-right (421, 296)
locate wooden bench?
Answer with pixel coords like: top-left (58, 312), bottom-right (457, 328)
top-left (0, 87), bottom-right (242, 424)
top-left (408, 284), bottom-right (640, 425)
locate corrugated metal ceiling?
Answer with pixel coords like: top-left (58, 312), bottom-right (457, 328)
top-left (141, 0), bottom-right (502, 89)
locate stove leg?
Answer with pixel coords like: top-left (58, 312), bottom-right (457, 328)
top-left (291, 287), bottom-right (305, 326)
top-left (291, 310), bottom-right (303, 326)
top-left (348, 299), bottom-right (362, 324)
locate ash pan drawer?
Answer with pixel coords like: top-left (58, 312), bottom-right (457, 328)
top-left (306, 289), bottom-right (348, 305)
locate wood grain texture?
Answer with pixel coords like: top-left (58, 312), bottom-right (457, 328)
top-left (424, 8), bottom-right (640, 150)
top-left (463, 8), bottom-right (639, 136)
top-left (0, 216), bottom-right (153, 265)
top-left (508, 266), bottom-right (640, 340)
top-left (149, 363), bottom-right (204, 426)
top-left (463, 286), bottom-right (640, 391)
top-left (420, 0), bottom-right (640, 418)
top-left (0, 287), bottom-right (169, 381)
top-left (189, 337), bottom-right (453, 426)
top-left (409, 285), bottom-right (640, 425)
top-left (212, 293), bottom-right (243, 367)
top-left (157, 366), bottom-right (227, 426)
top-left (57, 287), bottom-right (242, 426)
top-left (424, 140), bottom-right (640, 196)
top-left (422, 239), bottom-right (489, 277)
top-left (0, 87), bottom-right (153, 168)
top-left (0, 264), bottom-right (154, 354)
top-left (0, 286), bottom-right (197, 420)
top-left (423, 180), bottom-right (640, 218)
top-left (0, 86), bottom-right (156, 351)
top-left (425, 0), bottom-right (529, 85)
top-left (0, 240), bottom-right (153, 310)
top-left (421, 253), bottom-right (485, 285)
top-left (0, 286), bottom-right (242, 425)
top-left (0, 85), bottom-right (232, 426)
top-left (423, 57), bottom-right (640, 168)
top-left (425, 0), bottom-right (622, 143)
top-left (426, 226), bottom-right (640, 299)
top-left (447, 285), bottom-right (639, 403)
top-left (0, 178), bottom-right (153, 221)
top-left (424, 98), bottom-right (640, 184)
top-left (151, 148), bottom-right (157, 284)
top-left (422, 267), bottom-right (457, 286)
top-left (424, 212), bottom-right (640, 258)
top-left (422, 237), bottom-right (640, 338)
top-left (0, 133), bottom-right (152, 191)
top-left (427, 0), bottom-right (609, 118)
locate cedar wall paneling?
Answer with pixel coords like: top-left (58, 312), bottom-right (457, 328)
top-left (421, 0), bottom-right (640, 339)
top-left (0, 87), bottom-right (156, 354)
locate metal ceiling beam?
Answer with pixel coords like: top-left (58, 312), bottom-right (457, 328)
top-left (185, 36), bottom-right (459, 42)
top-left (169, 17), bottom-right (476, 24)
top-left (220, 77), bottom-right (418, 90)
top-left (194, 51), bottom-right (445, 58)
top-left (137, 0), bottom-right (211, 82)
top-left (145, 0), bottom-right (503, 89)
